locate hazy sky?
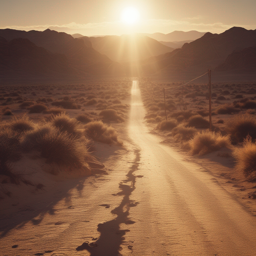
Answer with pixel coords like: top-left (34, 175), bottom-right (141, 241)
top-left (0, 0), bottom-right (255, 35)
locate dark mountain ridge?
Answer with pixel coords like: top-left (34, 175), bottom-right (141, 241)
top-left (141, 27), bottom-right (256, 76)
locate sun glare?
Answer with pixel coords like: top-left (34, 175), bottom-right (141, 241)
top-left (121, 7), bottom-right (140, 25)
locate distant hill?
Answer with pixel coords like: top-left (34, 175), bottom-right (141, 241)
top-left (160, 40), bottom-right (193, 49)
top-left (72, 33), bottom-right (84, 38)
top-left (145, 31), bottom-right (205, 42)
top-left (216, 46), bottom-right (256, 73)
top-left (0, 29), bottom-right (112, 68)
top-left (0, 37), bottom-right (81, 79)
top-left (86, 34), bottom-right (173, 63)
top-left (140, 27), bottom-right (256, 76)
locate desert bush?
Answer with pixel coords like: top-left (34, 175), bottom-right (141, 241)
top-left (171, 110), bottom-right (195, 121)
top-left (99, 109), bottom-right (124, 122)
top-left (217, 96), bottom-right (226, 100)
top-left (157, 119), bottom-right (177, 131)
top-left (44, 108), bottom-right (64, 115)
top-left (189, 131), bottom-right (231, 155)
top-left (0, 129), bottom-right (21, 182)
top-left (187, 115), bottom-right (209, 129)
top-left (216, 104), bottom-right (240, 115)
top-left (9, 115), bottom-right (35, 134)
top-left (3, 109), bottom-right (12, 115)
top-left (226, 115), bottom-right (256, 144)
top-left (234, 94), bottom-right (243, 99)
top-left (85, 99), bottom-right (97, 106)
top-left (51, 113), bottom-right (81, 138)
top-left (233, 138), bottom-right (256, 179)
top-left (76, 114), bottom-right (92, 124)
top-left (19, 101), bottom-right (34, 108)
top-left (22, 126), bottom-right (89, 169)
top-left (52, 100), bottom-right (80, 109)
top-left (28, 104), bottom-right (48, 113)
top-left (172, 124), bottom-right (197, 142)
top-left (84, 121), bottom-right (122, 145)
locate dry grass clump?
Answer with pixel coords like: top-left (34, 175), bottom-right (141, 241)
top-left (99, 109), bottom-right (124, 122)
top-left (0, 129), bottom-right (21, 182)
top-left (226, 115), bottom-right (256, 144)
top-left (51, 113), bottom-right (82, 138)
top-left (187, 115), bottom-right (209, 129)
top-left (19, 101), bottom-right (34, 108)
top-left (22, 125), bottom-right (90, 170)
top-left (233, 138), bottom-right (256, 179)
top-left (44, 108), bottom-right (64, 115)
top-left (3, 109), bottom-right (13, 115)
top-left (171, 110), bottom-right (195, 121)
top-left (76, 114), bottom-right (92, 124)
top-left (9, 115), bottom-right (35, 134)
top-left (216, 104), bottom-right (239, 115)
top-left (85, 99), bottom-right (97, 106)
top-left (172, 124), bottom-right (197, 142)
top-left (157, 119), bottom-right (177, 131)
top-left (52, 100), bottom-right (80, 109)
top-left (189, 131), bottom-right (231, 155)
top-left (84, 121), bottom-right (122, 145)
top-left (28, 104), bottom-right (48, 113)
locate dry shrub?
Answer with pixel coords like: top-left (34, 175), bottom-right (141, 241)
top-left (233, 138), bottom-right (256, 179)
top-left (28, 104), bottom-right (48, 113)
top-left (51, 113), bottom-right (82, 138)
top-left (0, 128), bottom-right (21, 181)
top-left (157, 119), bottom-right (177, 131)
top-left (226, 115), bottom-right (256, 144)
top-left (52, 100), bottom-right (80, 109)
top-left (187, 115), bottom-right (209, 129)
top-left (85, 99), bottom-right (97, 106)
top-left (99, 109), bottom-right (124, 122)
top-left (189, 131), bottom-right (231, 155)
top-left (76, 114), bottom-right (92, 124)
top-left (9, 115), bottom-right (35, 134)
top-left (172, 124), bottom-right (197, 142)
top-left (44, 108), bottom-right (64, 115)
top-left (22, 126), bottom-right (89, 170)
top-left (19, 101), bottom-right (34, 108)
top-left (84, 121), bottom-right (122, 145)
top-left (217, 96), bottom-right (226, 100)
top-left (3, 109), bottom-right (12, 115)
top-left (171, 110), bottom-right (195, 121)
top-left (240, 101), bottom-right (256, 109)
top-left (216, 104), bottom-right (239, 115)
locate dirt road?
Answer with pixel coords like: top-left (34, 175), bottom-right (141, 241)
top-left (1, 80), bottom-right (256, 256)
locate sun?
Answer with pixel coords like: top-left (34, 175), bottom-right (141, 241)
top-left (121, 7), bottom-right (140, 25)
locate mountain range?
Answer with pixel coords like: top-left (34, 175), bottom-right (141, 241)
top-left (145, 31), bottom-right (205, 42)
top-left (0, 27), bottom-right (256, 82)
top-left (85, 34), bottom-right (173, 63)
top-left (139, 27), bottom-right (256, 76)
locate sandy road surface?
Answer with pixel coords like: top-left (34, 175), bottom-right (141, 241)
top-left (1, 81), bottom-right (256, 256)
top-left (122, 81), bottom-right (256, 256)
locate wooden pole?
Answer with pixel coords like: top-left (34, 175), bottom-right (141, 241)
top-left (208, 69), bottom-right (212, 131)
top-left (163, 88), bottom-right (167, 122)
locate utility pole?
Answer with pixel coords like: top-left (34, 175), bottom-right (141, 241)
top-left (163, 88), bottom-right (167, 122)
top-left (208, 69), bottom-right (212, 131)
